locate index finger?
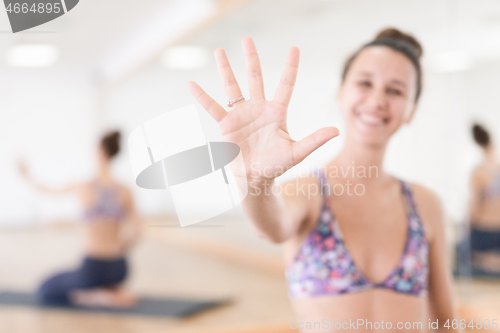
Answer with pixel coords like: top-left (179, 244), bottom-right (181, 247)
top-left (187, 81), bottom-right (227, 122)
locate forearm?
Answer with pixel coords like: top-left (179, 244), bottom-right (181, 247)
top-left (21, 173), bottom-right (69, 195)
top-left (468, 198), bottom-right (479, 223)
top-left (31, 182), bottom-right (61, 194)
top-left (121, 229), bottom-right (141, 253)
top-left (429, 310), bottom-right (462, 333)
top-left (428, 251), bottom-right (462, 332)
top-left (125, 218), bottom-right (143, 249)
top-left (242, 179), bottom-right (298, 243)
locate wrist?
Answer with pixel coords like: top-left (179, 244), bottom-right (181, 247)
top-left (247, 177), bottom-right (276, 195)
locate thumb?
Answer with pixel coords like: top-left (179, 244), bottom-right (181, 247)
top-left (292, 127), bottom-right (339, 165)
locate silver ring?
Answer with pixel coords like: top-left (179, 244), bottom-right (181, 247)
top-left (227, 96), bottom-right (245, 108)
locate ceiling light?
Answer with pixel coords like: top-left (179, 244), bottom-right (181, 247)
top-left (161, 46), bottom-right (208, 70)
top-left (6, 44), bottom-right (59, 68)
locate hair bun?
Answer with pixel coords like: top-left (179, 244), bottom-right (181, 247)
top-left (375, 28), bottom-right (423, 59)
top-left (110, 131), bottom-right (121, 141)
top-left (101, 130), bottom-right (122, 159)
top-left (472, 123), bottom-right (490, 147)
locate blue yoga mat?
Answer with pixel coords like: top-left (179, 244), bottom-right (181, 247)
top-left (0, 292), bottom-right (230, 318)
top-left (453, 267), bottom-right (500, 278)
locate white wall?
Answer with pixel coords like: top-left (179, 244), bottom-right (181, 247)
top-left (0, 68), bottom-right (96, 225)
top-left (4, 0), bottom-right (500, 226)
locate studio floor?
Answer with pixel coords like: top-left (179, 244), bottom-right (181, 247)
top-left (0, 217), bottom-right (499, 333)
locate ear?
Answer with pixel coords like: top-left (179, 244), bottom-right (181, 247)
top-left (404, 102), bottom-right (418, 123)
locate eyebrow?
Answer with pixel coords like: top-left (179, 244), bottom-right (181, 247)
top-left (357, 71), bottom-right (407, 89)
top-left (390, 80), bottom-right (407, 88)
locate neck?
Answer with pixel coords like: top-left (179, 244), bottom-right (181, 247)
top-left (484, 147), bottom-right (498, 164)
top-left (97, 163), bottom-right (112, 183)
top-left (328, 136), bottom-right (389, 183)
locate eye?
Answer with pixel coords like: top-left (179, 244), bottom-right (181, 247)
top-left (357, 80), bottom-right (371, 88)
top-left (387, 87), bottom-right (402, 96)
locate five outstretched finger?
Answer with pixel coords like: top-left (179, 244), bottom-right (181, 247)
top-left (187, 81), bottom-right (227, 122)
top-left (292, 127), bottom-right (339, 166)
top-left (273, 46), bottom-right (300, 108)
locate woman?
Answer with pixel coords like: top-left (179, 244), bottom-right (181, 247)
top-left (469, 123), bottom-right (500, 273)
top-left (188, 29), bottom-right (459, 331)
top-left (19, 131), bottom-right (142, 308)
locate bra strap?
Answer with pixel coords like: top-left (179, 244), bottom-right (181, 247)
top-left (400, 180), bottom-right (419, 220)
top-left (315, 168), bottom-right (331, 199)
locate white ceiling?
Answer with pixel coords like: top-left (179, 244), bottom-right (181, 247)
top-left (0, 0), bottom-right (174, 64)
top-left (1, 0), bottom-right (500, 78)
top-left (191, 0), bottom-right (500, 66)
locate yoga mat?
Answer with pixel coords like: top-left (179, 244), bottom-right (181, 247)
top-left (453, 267), bottom-right (500, 278)
top-left (0, 292), bottom-right (230, 318)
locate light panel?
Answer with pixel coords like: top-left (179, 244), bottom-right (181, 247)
top-left (6, 44), bottom-right (59, 68)
top-left (161, 46), bottom-right (209, 70)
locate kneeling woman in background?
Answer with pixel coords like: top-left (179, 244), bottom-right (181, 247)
top-left (469, 124), bottom-right (500, 273)
top-left (19, 131), bottom-right (142, 308)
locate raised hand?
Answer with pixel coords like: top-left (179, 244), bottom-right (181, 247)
top-left (17, 159), bottom-right (29, 179)
top-left (187, 37), bottom-right (339, 182)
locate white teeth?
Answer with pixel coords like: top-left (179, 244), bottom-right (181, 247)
top-left (358, 113), bottom-right (384, 126)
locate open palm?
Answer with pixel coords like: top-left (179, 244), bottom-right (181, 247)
top-left (187, 37), bottom-right (339, 182)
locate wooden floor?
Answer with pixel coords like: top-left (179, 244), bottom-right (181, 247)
top-left (1, 217), bottom-right (500, 333)
top-left (0, 220), bottom-right (293, 333)
top-left (456, 278), bottom-right (500, 333)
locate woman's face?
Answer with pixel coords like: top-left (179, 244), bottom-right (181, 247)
top-left (337, 46), bottom-right (418, 148)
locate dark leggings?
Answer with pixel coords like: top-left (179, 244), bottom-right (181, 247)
top-left (470, 227), bottom-right (500, 252)
top-left (37, 257), bottom-right (128, 305)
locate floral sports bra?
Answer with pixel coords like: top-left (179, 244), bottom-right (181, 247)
top-left (82, 181), bottom-right (127, 223)
top-left (285, 170), bottom-right (429, 299)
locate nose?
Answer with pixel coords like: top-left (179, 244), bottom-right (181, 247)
top-left (365, 86), bottom-right (388, 111)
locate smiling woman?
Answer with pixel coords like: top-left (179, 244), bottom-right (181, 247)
top-left (187, 28), bottom-right (461, 332)
top-left (337, 28), bottom-right (422, 148)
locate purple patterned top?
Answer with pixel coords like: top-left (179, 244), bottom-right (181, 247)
top-left (285, 171), bottom-right (429, 299)
top-left (82, 182), bottom-right (127, 223)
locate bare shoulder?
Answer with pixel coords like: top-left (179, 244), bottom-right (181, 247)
top-left (74, 182), bottom-right (93, 203)
top-left (117, 183), bottom-right (132, 193)
top-left (408, 182), bottom-right (445, 243)
top-left (471, 166), bottom-right (489, 186)
top-left (116, 183), bottom-right (133, 200)
top-left (410, 183), bottom-right (442, 209)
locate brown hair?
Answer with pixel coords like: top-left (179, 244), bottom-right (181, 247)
top-left (341, 28), bottom-right (424, 101)
top-left (100, 130), bottom-right (121, 159)
top-left (472, 123), bottom-right (490, 148)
